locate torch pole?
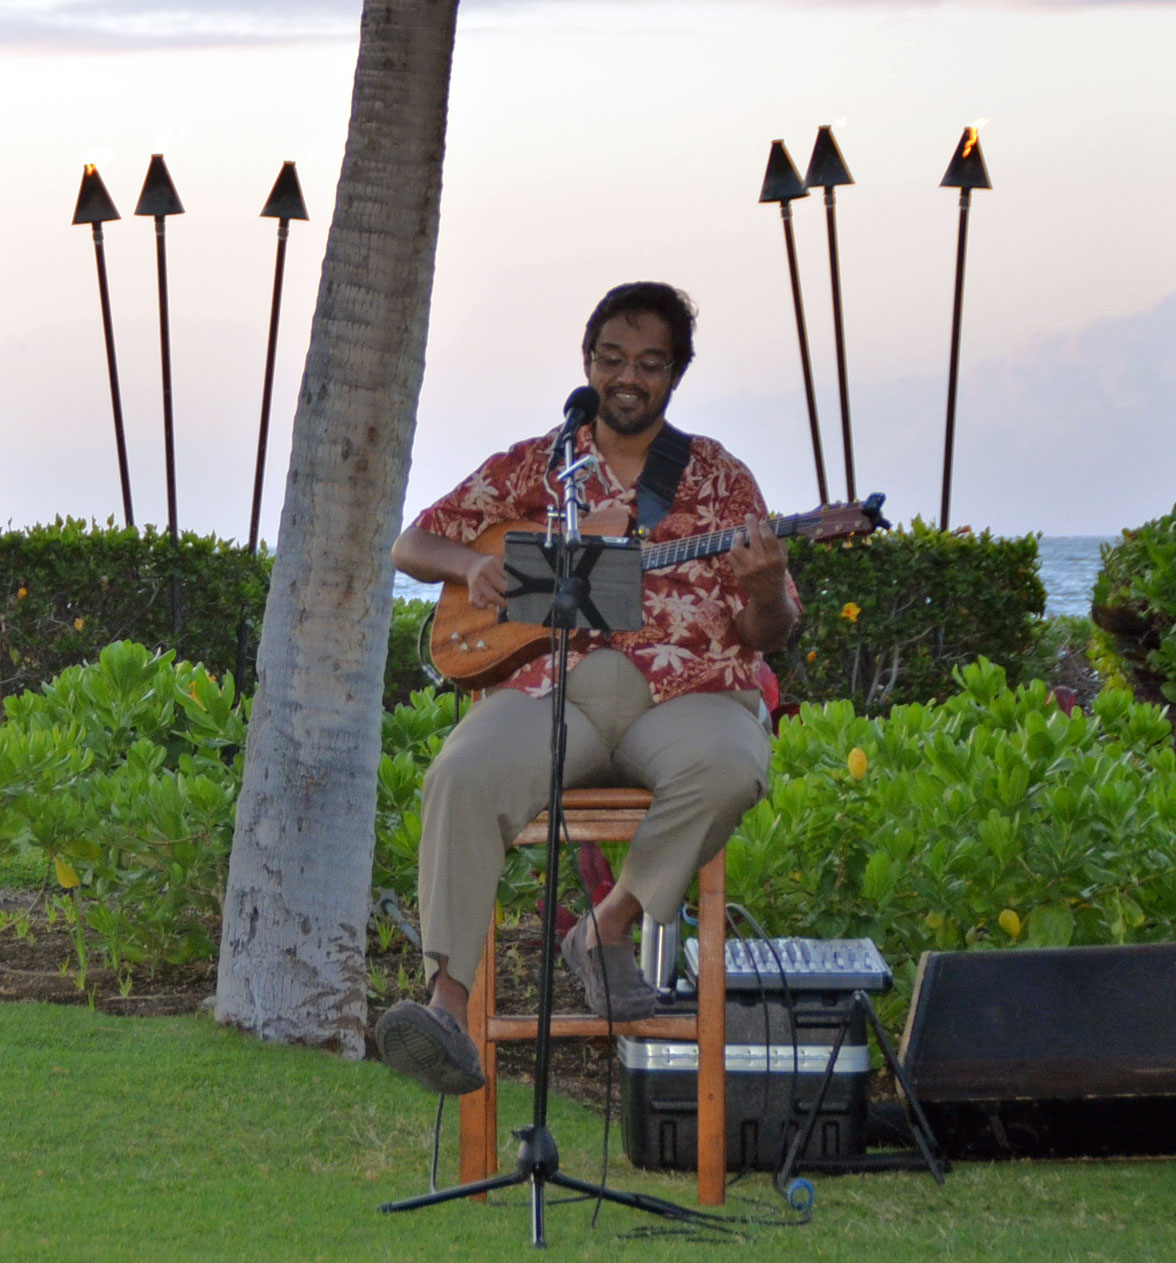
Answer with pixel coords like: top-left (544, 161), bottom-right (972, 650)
top-left (236, 160), bottom-right (309, 689)
top-left (939, 189), bottom-right (972, 532)
top-left (151, 214), bottom-right (182, 633)
top-left (135, 153), bottom-right (185, 637)
top-left (248, 220), bottom-right (289, 555)
top-left (91, 224), bottom-right (134, 526)
top-left (937, 125), bottom-right (992, 530)
top-left (823, 187), bottom-right (856, 502)
top-left (236, 217), bottom-right (290, 689)
top-left (780, 203), bottom-right (828, 504)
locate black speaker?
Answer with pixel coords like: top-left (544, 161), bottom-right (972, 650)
top-left (900, 943), bottom-right (1176, 1159)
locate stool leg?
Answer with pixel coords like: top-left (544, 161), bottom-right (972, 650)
top-left (695, 850), bottom-right (727, 1206)
top-left (459, 918), bottom-right (497, 1189)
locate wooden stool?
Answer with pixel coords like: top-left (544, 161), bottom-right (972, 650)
top-left (458, 787), bottom-right (728, 1206)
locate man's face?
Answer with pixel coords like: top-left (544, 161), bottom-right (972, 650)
top-left (584, 311), bottom-right (677, 438)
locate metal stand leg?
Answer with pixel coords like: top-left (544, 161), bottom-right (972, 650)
top-left (776, 991), bottom-right (949, 1186)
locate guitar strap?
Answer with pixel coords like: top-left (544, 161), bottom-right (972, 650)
top-left (635, 422), bottom-right (691, 533)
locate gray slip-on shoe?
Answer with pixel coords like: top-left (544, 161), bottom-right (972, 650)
top-left (560, 914), bottom-right (656, 1022)
top-left (375, 1001), bottom-right (485, 1096)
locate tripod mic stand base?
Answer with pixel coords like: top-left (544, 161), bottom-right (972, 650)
top-left (380, 1120), bottom-right (727, 1247)
top-left (378, 1168), bottom-right (522, 1215)
top-left (513, 1123), bottom-right (560, 1178)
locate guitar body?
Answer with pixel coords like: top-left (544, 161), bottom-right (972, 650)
top-left (431, 520), bottom-right (551, 690)
top-left (428, 498), bottom-right (886, 689)
top-left (430, 511), bottom-right (629, 690)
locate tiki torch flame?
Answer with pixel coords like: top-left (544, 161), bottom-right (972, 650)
top-left (961, 128), bottom-right (978, 160)
top-left (85, 163), bottom-right (97, 176)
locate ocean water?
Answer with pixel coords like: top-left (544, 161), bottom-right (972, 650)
top-left (393, 536), bottom-right (1115, 622)
top-left (1037, 536), bottom-right (1114, 620)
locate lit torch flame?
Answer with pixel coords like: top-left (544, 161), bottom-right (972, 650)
top-left (85, 163), bottom-right (97, 176)
top-left (961, 127), bottom-right (978, 160)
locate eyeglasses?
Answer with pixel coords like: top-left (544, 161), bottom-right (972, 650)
top-left (590, 350), bottom-right (675, 378)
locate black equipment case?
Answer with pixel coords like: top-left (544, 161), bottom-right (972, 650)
top-left (618, 992), bottom-right (870, 1172)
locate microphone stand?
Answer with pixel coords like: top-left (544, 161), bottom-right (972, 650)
top-left (380, 432), bottom-right (726, 1245)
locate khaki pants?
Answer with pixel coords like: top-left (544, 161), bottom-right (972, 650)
top-left (418, 649), bottom-right (772, 991)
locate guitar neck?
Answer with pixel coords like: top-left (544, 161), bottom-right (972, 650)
top-left (640, 511), bottom-right (821, 572)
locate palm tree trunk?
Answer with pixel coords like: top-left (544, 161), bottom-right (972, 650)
top-left (216, 0), bottom-right (459, 1057)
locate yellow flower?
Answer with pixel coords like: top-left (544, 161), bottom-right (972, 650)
top-left (998, 908), bottom-right (1022, 940)
top-left (55, 856), bottom-right (81, 890)
top-left (806, 649), bottom-right (818, 664)
top-left (17, 586), bottom-right (28, 601)
top-left (847, 746), bottom-right (868, 780)
top-left (840, 601), bottom-right (861, 623)
top-left (73, 617), bottom-right (85, 632)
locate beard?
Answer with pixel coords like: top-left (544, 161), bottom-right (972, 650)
top-left (597, 383), bottom-right (670, 437)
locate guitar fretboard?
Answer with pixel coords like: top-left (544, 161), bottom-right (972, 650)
top-left (640, 511), bottom-right (846, 572)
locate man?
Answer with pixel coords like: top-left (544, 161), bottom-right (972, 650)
top-left (377, 281), bottom-right (800, 1096)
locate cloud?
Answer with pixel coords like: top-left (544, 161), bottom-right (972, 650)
top-left (6, 0), bottom-right (1176, 52)
top-left (0, 0), bottom-right (548, 50)
top-left (694, 289), bottom-right (1176, 538)
top-left (892, 292), bottom-right (1176, 535)
top-left (0, 1), bottom-right (359, 49)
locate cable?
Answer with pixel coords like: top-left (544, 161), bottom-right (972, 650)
top-left (537, 638), bottom-right (815, 1236)
top-left (536, 627), bottom-right (621, 1221)
top-left (721, 904), bottom-right (803, 1192)
top-left (719, 909), bottom-right (778, 1182)
top-left (562, 801), bottom-right (618, 1227)
top-left (415, 604), bottom-right (445, 689)
top-left (429, 1094), bottom-right (445, 1194)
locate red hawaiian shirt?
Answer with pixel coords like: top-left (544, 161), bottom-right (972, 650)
top-left (413, 424), bottom-right (800, 704)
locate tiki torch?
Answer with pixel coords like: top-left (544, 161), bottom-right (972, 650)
top-left (236, 162), bottom-right (309, 689)
top-left (72, 165), bottom-right (134, 526)
top-left (804, 125), bottom-right (856, 501)
top-left (249, 161), bottom-right (309, 555)
top-left (134, 154), bottom-right (185, 631)
top-left (938, 127), bottom-right (991, 531)
top-left (759, 140), bottom-right (828, 504)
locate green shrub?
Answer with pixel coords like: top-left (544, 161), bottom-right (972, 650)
top-left (772, 520), bottom-right (1045, 712)
top-left (7, 645), bottom-right (1174, 1025)
top-left (1091, 509), bottom-right (1176, 704)
top-left (384, 599), bottom-right (437, 707)
top-left (0, 643), bottom-right (457, 980)
top-left (727, 657), bottom-right (1176, 1018)
top-left (0, 519), bottom-right (435, 709)
top-left (371, 687), bottom-right (545, 913)
top-left (373, 687), bottom-right (463, 902)
top-left (0, 640), bottom-right (246, 972)
top-left (0, 518), bottom-right (270, 701)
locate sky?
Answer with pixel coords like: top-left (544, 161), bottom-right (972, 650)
top-left (3, 0), bottom-right (1176, 546)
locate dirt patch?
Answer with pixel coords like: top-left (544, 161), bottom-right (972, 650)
top-left (0, 891), bottom-right (616, 1110)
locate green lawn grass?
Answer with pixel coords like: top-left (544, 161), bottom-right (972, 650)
top-left (2, 1001), bottom-right (1174, 1261)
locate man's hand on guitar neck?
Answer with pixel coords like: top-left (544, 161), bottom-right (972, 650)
top-left (729, 513), bottom-right (797, 652)
top-left (391, 525), bottom-right (509, 611)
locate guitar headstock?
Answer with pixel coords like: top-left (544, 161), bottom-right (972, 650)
top-left (797, 493), bottom-right (890, 542)
top-left (862, 492), bottom-right (890, 532)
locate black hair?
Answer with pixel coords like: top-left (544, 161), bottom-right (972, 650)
top-left (581, 281), bottom-right (697, 381)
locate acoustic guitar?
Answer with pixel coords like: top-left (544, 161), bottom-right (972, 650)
top-left (430, 494), bottom-right (887, 689)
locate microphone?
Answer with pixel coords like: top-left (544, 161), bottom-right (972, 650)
top-left (547, 385), bottom-right (600, 472)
